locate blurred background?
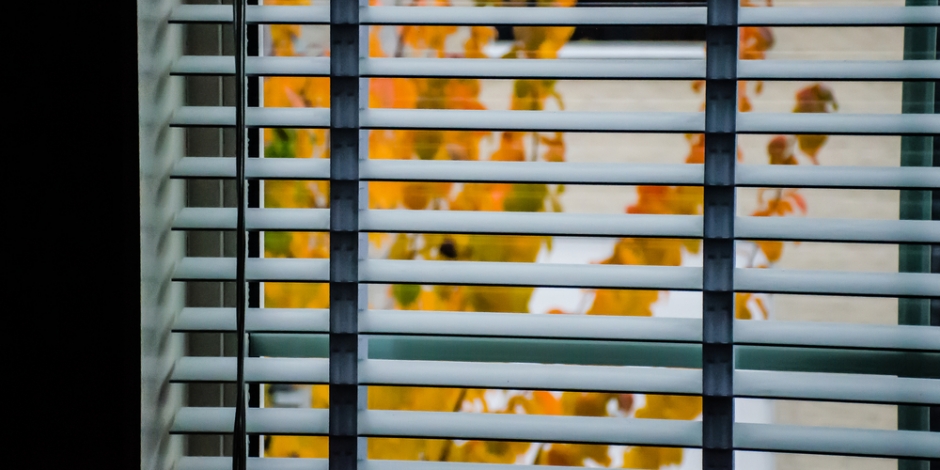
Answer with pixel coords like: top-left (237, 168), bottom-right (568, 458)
top-left (259, 0), bottom-right (934, 468)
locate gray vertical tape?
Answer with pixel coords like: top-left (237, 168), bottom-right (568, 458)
top-left (330, 1), bottom-right (365, 469)
top-left (898, 2), bottom-right (936, 470)
top-left (703, 0), bottom-right (737, 469)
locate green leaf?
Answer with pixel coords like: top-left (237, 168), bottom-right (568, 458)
top-left (265, 128), bottom-right (297, 159)
top-left (392, 284), bottom-right (421, 308)
top-left (503, 184), bottom-right (547, 212)
top-left (264, 231), bottom-right (292, 256)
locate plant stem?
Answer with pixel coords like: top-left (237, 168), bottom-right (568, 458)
top-left (436, 388), bottom-right (470, 461)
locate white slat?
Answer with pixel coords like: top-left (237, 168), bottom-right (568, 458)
top-left (735, 370), bottom-right (940, 405)
top-left (735, 423), bottom-right (940, 459)
top-left (171, 407), bottom-right (329, 435)
top-left (738, 113), bottom-right (939, 136)
top-left (361, 6), bottom-right (706, 26)
top-left (361, 259), bottom-right (703, 290)
top-left (170, 357), bottom-right (329, 384)
top-left (735, 320), bottom-right (940, 352)
top-left (361, 359), bottom-right (701, 395)
top-left (735, 268), bottom-right (939, 298)
top-left (738, 6), bottom-right (940, 26)
top-left (736, 217), bottom-right (940, 244)
top-left (362, 410), bottom-right (702, 447)
top-left (172, 307), bottom-right (329, 333)
top-left (739, 60), bottom-right (940, 81)
top-left (173, 257), bottom-right (330, 282)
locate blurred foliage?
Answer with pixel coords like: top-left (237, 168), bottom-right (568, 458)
top-left (262, 0), bottom-right (833, 466)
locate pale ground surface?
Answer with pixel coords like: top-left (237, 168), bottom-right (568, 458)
top-left (291, 0), bottom-right (926, 467)
top-left (472, 13), bottom-right (911, 470)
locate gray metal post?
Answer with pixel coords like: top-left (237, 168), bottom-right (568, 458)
top-left (898, 2), bottom-right (936, 470)
top-left (702, 0), bottom-right (737, 468)
top-left (330, 0), bottom-right (367, 469)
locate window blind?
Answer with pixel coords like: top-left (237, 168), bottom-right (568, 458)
top-left (163, 1), bottom-right (939, 470)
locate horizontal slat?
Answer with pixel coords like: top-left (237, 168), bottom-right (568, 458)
top-left (170, 357), bottom-right (328, 383)
top-left (736, 165), bottom-right (940, 190)
top-left (362, 359), bottom-right (701, 395)
top-left (170, 107), bottom-right (939, 135)
top-left (176, 457), bottom-right (326, 470)
top-left (364, 462), bottom-right (576, 470)
top-left (362, 6), bottom-right (706, 26)
top-left (735, 370), bottom-right (940, 405)
top-left (173, 208), bottom-right (330, 231)
top-left (171, 157), bottom-right (704, 185)
top-left (739, 6), bottom-right (940, 26)
top-left (362, 310), bottom-right (702, 342)
top-left (173, 307), bottom-right (703, 343)
top-left (362, 210), bottom-right (702, 238)
top-left (362, 259), bottom-right (702, 290)
top-left (735, 423), bottom-right (940, 459)
top-left (364, 57), bottom-right (704, 79)
top-left (169, 5), bottom-right (329, 24)
top-left (173, 257), bottom-right (329, 282)
top-left (171, 407), bottom-right (329, 435)
top-left (173, 307), bottom-right (329, 333)
top-left (170, 5), bottom-right (938, 27)
top-left (173, 56), bottom-right (939, 82)
top-left (739, 60), bottom-right (940, 82)
top-left (172, 157), bottom-right (330, 180)
top-left (174, 258), bottom-right (699, 289)
top-left (172, 56), bottom-right (330, 76)
top-left (738, 113), bottom-right (939, 136)
top-left (174, 207), bottom-right (702, 237)
top-left (735, 268), bottom-right (939, 298)
top-left (171, 107), bottom-right (703, 132)
top-left (738, 346), bottom-right (938, 379)
top-left (172, 411), bottom-right (940, 459)
top-left (252, 334), bottom-right (938, 377)
top-left (173, 358), bottom-right (938, 404)
top-left (363, 409), bottom-right (702, 447)
top-left (735, 320), bottom-right (940, 352)
top-left (175, 407), bottom-right (701, 446)
top-left (363, 109), bottom-right (703, 133)
top-left (171, 107), bottom-right (329, 128)
top-left (171, 308), bottom-right (938, 353)
top-left (257, 334), bottom-right (701, 367)
top-left (176, 459), bottom-right (577, 470)
top-left (736, 217), bottom-right (939, 244)
top-left (362, 160), bottom-right (704, 185)
top-left (170, 357), bottom-right (702, 395)
top-left (169, 5), bottom-right (707, 25)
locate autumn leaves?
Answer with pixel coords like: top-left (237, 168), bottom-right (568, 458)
top-left (261, 0), bottom-right (835, 467)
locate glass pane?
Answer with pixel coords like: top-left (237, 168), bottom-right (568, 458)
top-left (255, 0), bottom-right (932, 468)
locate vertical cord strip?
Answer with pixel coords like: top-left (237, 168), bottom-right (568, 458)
top-left (930, 37), bottom-right (939, 458)
top-left (232, 0), bottom-right (249, 468)
top-left (898, 3), bottom-right (936, 470)
top-left (702, 0), bottom-right (737, 469)
top-left (330, 1), bottom-right (364, 470)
